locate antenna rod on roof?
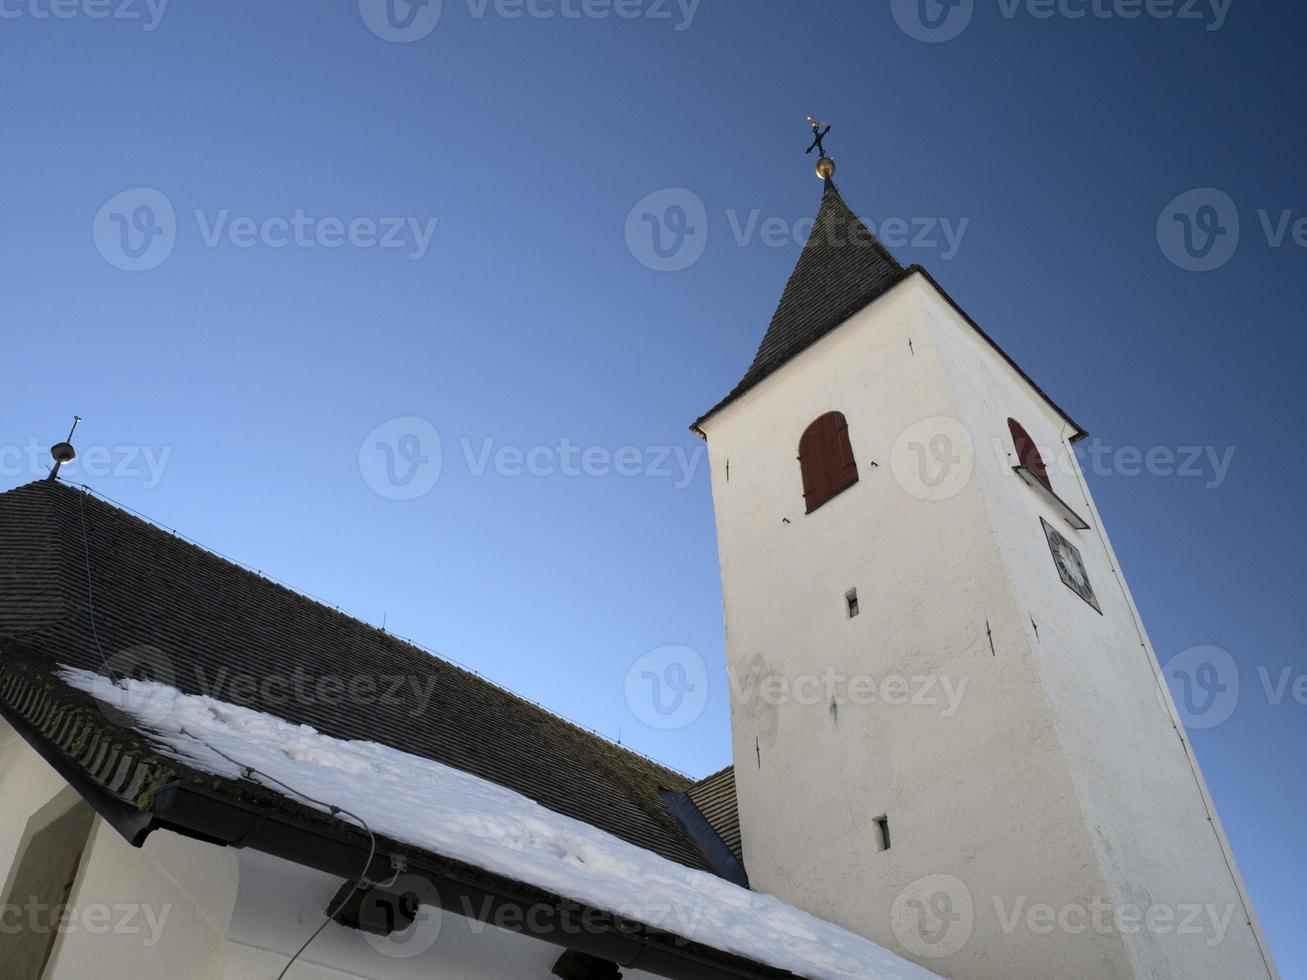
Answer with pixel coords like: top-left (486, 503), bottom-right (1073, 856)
top-left (47, 415), bottom-right (82, 482)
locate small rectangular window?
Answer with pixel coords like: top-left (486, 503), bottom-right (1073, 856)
top-left (845, 589), bottom-right (860, 619)
top-left (874, 815), bottom-right (891, 851)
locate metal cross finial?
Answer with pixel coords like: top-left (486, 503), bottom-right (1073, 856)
top-left (805, 116), bottom-right (831, 157)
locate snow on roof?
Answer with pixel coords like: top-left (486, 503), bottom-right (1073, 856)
top-left (61, 667), bottom-right (939, 980)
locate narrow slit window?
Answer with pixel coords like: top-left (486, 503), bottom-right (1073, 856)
top-left (874, 815), bottom-right (891, 852)
top-left (846, 589), bottom-right (860, 619)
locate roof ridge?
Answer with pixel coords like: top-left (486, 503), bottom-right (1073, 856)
top-left (35, 478), bottom-right (694, 786)
top-left (691, 763), bottom-right (735, 787)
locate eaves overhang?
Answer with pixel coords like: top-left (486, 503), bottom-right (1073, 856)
top-left (0, 642), bottom-right (808, 980)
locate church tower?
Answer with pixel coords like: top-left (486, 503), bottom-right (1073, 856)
top-left (691, 139), bottom-right (1277, 979)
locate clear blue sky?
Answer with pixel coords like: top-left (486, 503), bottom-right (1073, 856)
top-left (2, 0), bottom-right (1302, 972)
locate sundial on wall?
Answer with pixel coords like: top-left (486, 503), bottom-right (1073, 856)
top-left (1042, 518), bottom-right (1101, 614)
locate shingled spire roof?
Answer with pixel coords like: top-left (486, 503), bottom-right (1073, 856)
top-left (695, 182), bottom-right (910, 427)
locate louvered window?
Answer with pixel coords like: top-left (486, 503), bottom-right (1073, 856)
top-left (799, 412), bottom-right (859, 513)
top-left (1008, 419), bottom-right (1052, 492)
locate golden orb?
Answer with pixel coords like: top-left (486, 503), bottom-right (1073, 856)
top-left (815, 157), bottom-right (836, 180)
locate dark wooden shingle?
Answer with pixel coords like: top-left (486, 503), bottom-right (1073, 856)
top-left (0, 481), bottom-right (710, 872)
top-left (696, 186), bottom-right (907, 428)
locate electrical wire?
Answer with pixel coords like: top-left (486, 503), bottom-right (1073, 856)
top-left (76, 479), bottom-right (398, 979)
top-left (180, 733), bottom-right (392, 979)
top-left (75, 487), bottom-right (119, 685)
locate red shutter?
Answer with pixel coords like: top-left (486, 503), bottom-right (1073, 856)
top-left (1008, 419), bottom-right (1052, 492)
top-left (800, 412), bottom-right (859, 513)
top-left (830, 413), bottom-right (858, 495)
top-left (799, 421), bottom-right (829, 510)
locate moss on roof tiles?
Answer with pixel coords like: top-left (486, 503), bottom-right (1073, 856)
top-left (0, 480), bottom-right (710, 872)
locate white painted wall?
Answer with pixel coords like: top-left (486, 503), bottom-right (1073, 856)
top-left (0, 726), bottom-right (676, 980)
top-left (0, 719), bottom-right (74, 889)
top-left (698, 273), bottom-right (1275, 979)
top-left (44, 820), bottom-right (232, 980)
top-left (928, 287), bottom-right (1276, 979)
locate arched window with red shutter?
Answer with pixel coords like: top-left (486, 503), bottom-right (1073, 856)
top-left (799, 412), bottom-right (859, 513)
top-left (1008, 418), bottom-right (1052, 492)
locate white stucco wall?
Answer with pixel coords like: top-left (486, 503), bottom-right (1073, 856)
top-left (697, 273), bottom-right (1275, 979)
top-left (926, 287), bottom-right (1276, 979)
top-left (0, 718), bottom-right (75, 888)
top-left (44, 821), bottom-right (232, 980)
